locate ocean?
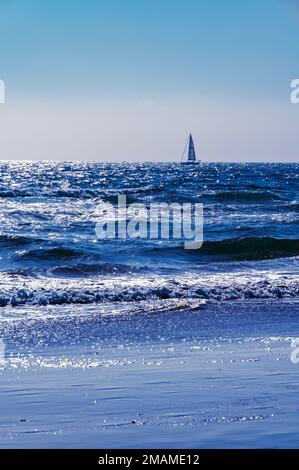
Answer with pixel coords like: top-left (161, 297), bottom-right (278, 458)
top-left (0, 161), bottom-right (298, 448)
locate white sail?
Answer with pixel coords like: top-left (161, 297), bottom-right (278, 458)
top-left (181, 133), bottom-right (199, 164)
top-left (188, 134), bottom-right (196, 162)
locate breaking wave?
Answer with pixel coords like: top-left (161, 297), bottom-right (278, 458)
top-left (0, 273), bottom-right (298, 307)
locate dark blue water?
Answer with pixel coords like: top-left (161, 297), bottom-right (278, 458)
top-left (0, 162), bottom-right (298, 308)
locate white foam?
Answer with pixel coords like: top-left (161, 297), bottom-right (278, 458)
top-left (0, 270), bottom-right (298, 308)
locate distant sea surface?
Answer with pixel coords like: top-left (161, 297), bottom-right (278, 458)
top-left (0, 162), bottom-right (298, 310)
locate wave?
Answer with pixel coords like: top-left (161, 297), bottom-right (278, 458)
top-left (0, 189), bottom-right (31, 198)
top-left (211, 190), bottom-right (282, 203)
top-left (0, 273), bottom-right (298, 307)
top-left (50, 263), bottom-right (137, 276)
top-left (0, 186), bottom-right (280, 202)
top-left (0, 187), bottom-right (101, 199)
top-left (286, 201), bottom-right (299, 212)
top-left (5, 263), bottom-right (148, 278)
top-left (0, 234), bottom-right (43, 247)
top-left (6, 236), bottom-right (299, 264)
top-left (0, 185), bottom-right (163, 200)
top-left (202, 237), bottom-right (299, 260)
top-left (149, 237), bottom-right (299, 261)
top-left (17, 247), bottom-right (80, 261)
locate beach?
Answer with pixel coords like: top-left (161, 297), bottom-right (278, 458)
top-left (0, 299), bottom-right (299, 448)
top-left (0, 161), bottom-right (298, 448)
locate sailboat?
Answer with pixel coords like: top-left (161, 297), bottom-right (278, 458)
top-left (181, 134), bottom-right (200, 164)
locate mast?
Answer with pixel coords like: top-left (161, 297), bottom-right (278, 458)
top-left (188, 134), bottom-right (196, 162)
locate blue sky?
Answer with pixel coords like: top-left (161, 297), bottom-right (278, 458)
top-left (0, 0), bottom-right (298, 161)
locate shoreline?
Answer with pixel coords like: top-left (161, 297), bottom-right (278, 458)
top-left (0, 299), bottom-right (298, 448)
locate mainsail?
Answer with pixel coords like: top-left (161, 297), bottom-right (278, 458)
top-left (188, 134), bottom-right (196, 162)
top-left (181, 133), bottom-right (199, 164)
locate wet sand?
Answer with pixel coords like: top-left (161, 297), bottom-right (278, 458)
top-left (0, 299), bottom-right (298, 448)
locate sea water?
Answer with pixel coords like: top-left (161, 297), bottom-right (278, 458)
top-left (0, 161), bottom-right (298, 448)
